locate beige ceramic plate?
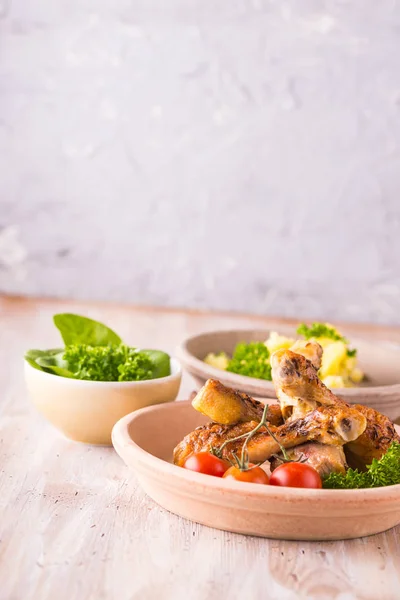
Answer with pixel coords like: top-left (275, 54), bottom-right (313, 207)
top-left (176, 329), bottom-right (400, 422)
top-left (112, 400), bottom-right (400, 541)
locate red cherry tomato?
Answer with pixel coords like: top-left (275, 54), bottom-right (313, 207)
top-left (183, 452), bottom-right (230, 477)
top-left (269, 462), bottom-right (322, 489)
top-left (222, 464), bottom-right (269, 485)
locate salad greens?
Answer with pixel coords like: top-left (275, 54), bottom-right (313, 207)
top-left (206, 321), bottom-right (360, 384)
top-left (63, 344), bottom-right (155, 382)
top-left (25, 313), bottom-right (171, 382)
top-left (297, 322), bottom-right (347, 343)
top-left (227, 342), bottom-right (272, 380)
top-left (138, 349), bottom-right (171, 379)
top-left (35, 350), bottom-right (77, 378)
top-left (323, 442), bottom-right (400, 489)
top-left (53, 313), bottom-right (122, 347)
top-left (297, 322), bottom-right (357, 358)
top-left (25, 348), bottom-right (65, 372)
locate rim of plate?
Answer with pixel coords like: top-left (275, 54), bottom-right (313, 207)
top-left (176, 329), bottom-right (400, 396)
top-left (112, 400), bottom-right (400, 501)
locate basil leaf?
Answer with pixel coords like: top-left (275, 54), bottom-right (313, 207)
top-left (36, 351), bottom-right (69, 370)
top-left (141, 349), bottom-right (171, 379)
top-left (53, 313), bottom-right (122, 347)
top-left (38, 364), bottom-right (77, 378)
top-left (35, 351), bottom-right (77, 378)
top-left (24, 348), bottom-right (65, 372)
top-left (25, 357), bottom-right (44, 372)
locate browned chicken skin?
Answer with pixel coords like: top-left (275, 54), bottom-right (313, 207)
top-left (270, 443), bottom-right (347, 477)
top-left (174, 420), bottom-right (257, 466)
top-left (191, 379), bottom-right (283, 426)
top-left (289, 340), bottom-right (323, 370)
top-left (176, 345), bottom-right (399, 475)
top-left (173, 403), bottom-right (366, 467)
top-left (271, 348), bottom-right (400, 468)
top-left (271, 348), bottom-right (338, 420)
top-left (346, 404), bottom-right (400, 469)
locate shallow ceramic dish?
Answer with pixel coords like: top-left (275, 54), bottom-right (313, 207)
top-left (25, 358), bottom-right (182, 445)
top-left (176, 329), bottom-right (400, 422)
top-left (112, 400), bottom-right (400, 541)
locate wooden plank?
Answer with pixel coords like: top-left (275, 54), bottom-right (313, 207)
top-left (0, 295), bottom-right (399, 600)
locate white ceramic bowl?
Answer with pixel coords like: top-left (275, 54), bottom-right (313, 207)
top-left (25, 358), bottom-right (182, 445)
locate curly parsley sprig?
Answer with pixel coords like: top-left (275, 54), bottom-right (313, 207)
top-left (226, 342), bottom-right (272, 380)
top-left (63, 344), bottom-right (155, 382)
top-left (323, 442), bottom-right (400, 489)
top-left (297, 322), bottom-right (357, 358)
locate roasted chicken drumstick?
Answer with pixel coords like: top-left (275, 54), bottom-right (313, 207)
top-left (192, 379), bottom-right (283, 426)
top-left (289, 340), bottom-right (323, 370)
top-left (271, 347), bottom-right (337, 420)
top-left (271, 347), bottom-right (400, 468)
top-left (179, 342), bottom-right (399, 475)
top-left (346, 404), bottom-right (400, 469)
top-left (173, 403), bottom-right (366, 467)
top-left (269, 443), bottom-right (347, 477)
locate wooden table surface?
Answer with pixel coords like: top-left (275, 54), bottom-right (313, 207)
top-left (1, 295), bottom-right (400, 600)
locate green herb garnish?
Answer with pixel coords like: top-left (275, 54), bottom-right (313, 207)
top-left (323, 442), bottom-right (400, 489)
top-left (297, 322), bottom-right (357, 358)
top-left (24, 313), bottom-right (171, 382)
top-left (347, 348), bottom-right (357, 358)
top-left (297, 322), bottom-right (347, 342)
top-left (227, 342), bottom-right (272, 380)
top-left (63, 344), bottom-right (158, 382)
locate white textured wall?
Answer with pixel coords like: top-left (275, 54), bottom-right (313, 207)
top-left (1, 0), bottom-right (400, 323)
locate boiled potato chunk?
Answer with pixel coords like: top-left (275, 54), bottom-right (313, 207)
top-left (319, 341), bottom-right (348, 379)
top-left (265, 332), bottom-right (295, 354)
top-left (350, 367), bottom-right (364, 384)
top-left (204, 352), bottom-right (230, 371)
top-left (321, 375), bottom-right (347, 388)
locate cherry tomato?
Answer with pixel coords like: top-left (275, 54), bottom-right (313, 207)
top-left (269, 462), bottom-right (322, 489)
top-left (183, 452), bottom-right (230, 477)
top-left (222, 465), bottom-right (269, 485)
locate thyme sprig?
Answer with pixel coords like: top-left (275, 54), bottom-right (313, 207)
top-left (211, 403), bottom-right (307, 471)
